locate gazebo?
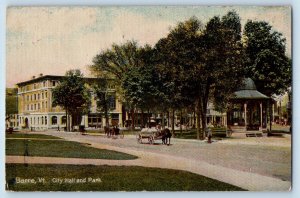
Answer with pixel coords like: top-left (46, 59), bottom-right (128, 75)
top-left (227, 78), bottom-right (272, 132)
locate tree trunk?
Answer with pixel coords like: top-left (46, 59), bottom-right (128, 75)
top-left (131, 108), bottom-right (135, 130)
top-left (196, 101), bottom-right (201, 140)
top-left (105, 113), bottom-right (109, 129)
top-left (68, 111), bottom-right (71, 132)
top-left (167, 111), bottom-right (170, 128)
top-left (141, 109), bottom-right (144, 128)
top-left (180, 109), bottom-right (183, 136)
top-left (193, 109), bottom-right (196, 129)
top-left (148, 109), bottom-right (150, 127)
top-left (199, 81), bottom-right (210, 140)
top-left (172, 109), bottom-right (175, 137)
top-left (162, 112), bottom-right (165, 129)
top-left (200, 109), bottom-right (206, 140)
top-left (65, 110), bottom-right (68, 132)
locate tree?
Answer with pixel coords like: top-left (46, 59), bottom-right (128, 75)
top-left (195, 11), bottom-right (244, 138)
top-left (121, 45), bottom-right (165, 127)
top-left (90, 41), bottom-right (140, 129)
top-left (155, 12), bottom-right (244, 139)
top-left (243, 20), bottom-right (291, 96)
top-left (155, 17), bottom-right (201, 135)
top-left (6, 88), bottom-right (18, 115)
top-left (93, 79), bottom-right (116, 129)
top-left (90, 41), bottom-right (140, 84)
top-left (52, 70), bottom-right (91, 131)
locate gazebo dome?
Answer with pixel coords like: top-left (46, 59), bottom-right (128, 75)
top-left (233, 78), bottom-right (269, 100)
top-left (240, 78), bottom-right (257, 90)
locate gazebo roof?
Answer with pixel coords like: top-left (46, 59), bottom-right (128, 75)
top-left (232, 78), bottom-right (269, 100)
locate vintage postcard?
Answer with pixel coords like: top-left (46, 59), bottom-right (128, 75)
top-left (5, 6), bottom-right (292, 191)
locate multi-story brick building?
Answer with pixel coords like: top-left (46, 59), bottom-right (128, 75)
top-left (16, 74), bottom-right (124, 130)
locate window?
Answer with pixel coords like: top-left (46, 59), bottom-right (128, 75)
top-left (108, 95), bottom-right (116, 109)
top-left (31, 105), bottom-right (33, 110)
top-left (34, 104), bottom-right (36, 110)
top-left (42, 117), bottom-right (44, 125)
top-left (27, 95), bottom-right (29, 101)
top-left (38, 117), bottom-right (39, 125)
top-left (27, 105), bottom-right (29, 111)
top-left (52, 81), bottom-right (56, 87)
top-left (111, 114), bottom-right (119, 119)
top-left (34, 94), bottom-right (36, 100)
top-left (38, 94), bottom-right (40, 100)
top-left (42, 92), bottom-right (44, 99)
top-left (207, 109), bottom-right (210, 114)
top-left (43, 81), bottom-right (46, 87)
top-left (45, 101), bottom-right (48, 108)
top-left (31, 95), bottom-right (32, 101)
top-left (42, 102), bottom-right (44, 108)
top-left (45, 91), bottom-right (47, 98)
top-left (51, 116), bottom-right (57, 125)
top-left (38, 103), bottom-right (40, 110)
top-left (45, 117), bottom-right (47, 125)
top-left (61, 116), bottom-right (67, 124)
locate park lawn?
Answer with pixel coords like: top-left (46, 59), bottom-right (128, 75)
top-left (6, 137), bottom-right (137, 160)
top-left (6, 133), bottom-right (62, 139)
top-left (6, 164), bottom-right (246, 191)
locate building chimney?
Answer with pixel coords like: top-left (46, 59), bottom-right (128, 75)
top-left (39, 73), bottom-right (43, 77)
top-left (32, 76), bottom-right (35, 79)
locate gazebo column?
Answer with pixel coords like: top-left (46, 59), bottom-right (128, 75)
top-left (260, 103), bottom-right (263, 131)
top-left (244, 103), bottom-right (247, 130)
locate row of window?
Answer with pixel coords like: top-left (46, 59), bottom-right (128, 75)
top-left (26, 101), bottom-right (48, 111)
top-left (26, 91), bottom-right (48, 101)
top-left (20, 80), bottom-right (58, 92)
top-left (21, 116), bottom-right (66, 126)
top-left (51, 116), bottom-right (66, 125)
top-left (21, 116), bottom-right (48, 125)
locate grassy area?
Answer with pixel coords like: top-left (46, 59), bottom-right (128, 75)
top-left (6, 164), bottom-right (246, 191)
top-left (6, 134), bottom-right (137, 160)
top-left (6, 133), bottom-right (62, 139)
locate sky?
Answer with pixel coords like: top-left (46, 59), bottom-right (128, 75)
top-left (6, 6), bottom-right (291, 87)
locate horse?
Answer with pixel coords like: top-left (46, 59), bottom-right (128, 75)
top-left (104, 126), bottom-right (120, 137)
top-left (161, 128), bottom-right (172, 145)
top-left (104, 126), bottom-right (113, 137)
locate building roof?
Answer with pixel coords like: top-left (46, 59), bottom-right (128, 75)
top-left (16, 75), bottom-right (104, 87)
top-left (16, 75), bottom-right (63, 86)
top-left (241, 77), bottom-right (257, 90)
top-left (232, 78), bottom-right (269, 100)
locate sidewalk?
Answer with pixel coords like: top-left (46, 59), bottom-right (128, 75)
top-left (6, 132), bottom-right (291, 191)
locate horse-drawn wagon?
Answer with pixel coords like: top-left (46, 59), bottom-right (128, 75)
top-left (136, 128), bottom-right (172, 145)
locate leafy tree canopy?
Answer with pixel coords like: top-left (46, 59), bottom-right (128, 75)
top-left (52, 69), bottom-right (91, 125)
top-left (243, 20), bottom-right (291, 96)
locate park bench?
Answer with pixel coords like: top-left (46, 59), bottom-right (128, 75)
top-left (267, 130), bottom-right (289, 137)
top-left (246, 132), bottom-right (263, 137)
top-left (208, 127), bottom-right (232, 138)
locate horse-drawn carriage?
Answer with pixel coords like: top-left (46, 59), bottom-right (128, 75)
top-left (104, 126), bottom-right (124, 139)
top-left (136, 128), bottom-right (172, 145)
